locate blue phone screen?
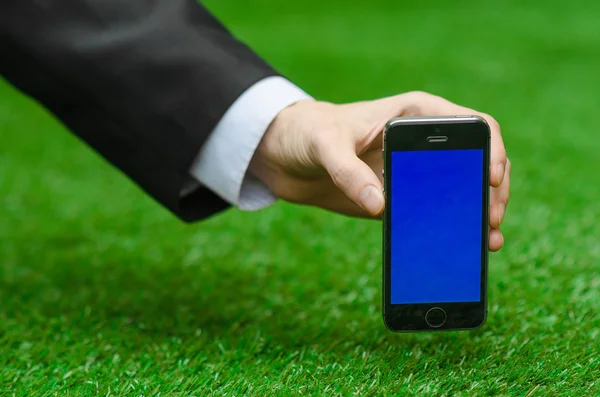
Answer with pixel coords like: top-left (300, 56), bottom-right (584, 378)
top-left (390, 149), bottom-right (483, 304)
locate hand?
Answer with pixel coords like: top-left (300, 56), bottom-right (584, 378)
top-left (249, 91), bottom-right (510, 251)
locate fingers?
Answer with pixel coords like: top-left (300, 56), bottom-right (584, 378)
top-left (488, 159), bottom-right (509, 250)
top-left (489, 228), bottom-right (504, 252)
top-left (489, 189), bottom-right (502, 229)
top-left (489, 158), bottom-right (511, 229)
top-left (319, 142), bottom-right (385, 217)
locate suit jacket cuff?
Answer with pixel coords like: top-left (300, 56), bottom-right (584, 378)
top-left (187, 76), bottom-right (313, 210)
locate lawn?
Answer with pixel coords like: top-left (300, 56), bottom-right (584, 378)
top-left (1, 0), bottom-right (599, 395)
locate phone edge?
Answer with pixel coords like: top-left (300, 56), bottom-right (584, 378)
top-left (382, 115), bottom-right (491, 333)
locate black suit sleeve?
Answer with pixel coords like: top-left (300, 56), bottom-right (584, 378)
top-left (0, 0), bottom-right (278, 222)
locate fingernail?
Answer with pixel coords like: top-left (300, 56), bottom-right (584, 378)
top-left (359, 185), bottom-right (384, 215)
top-left (498, 203), bottom-right (506, 224)
top-left (497, 163), bottom-right (505, 185)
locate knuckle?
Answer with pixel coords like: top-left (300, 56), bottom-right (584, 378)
top-left (407, 90), bottom-right (435, 103)
top-left (400, 91), bottom-right (448, 117)
top-left (402, 103), bottom-right (423, 117)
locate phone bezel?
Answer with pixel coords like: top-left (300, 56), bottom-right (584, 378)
top-left (382, 116), bottom-right (491, 332)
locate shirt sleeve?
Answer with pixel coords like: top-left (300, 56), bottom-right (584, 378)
top-left (186, 76), bottom-right (313, 210)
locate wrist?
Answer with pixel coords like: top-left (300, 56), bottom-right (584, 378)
top-left (249, 99), bottom-right (322, 197)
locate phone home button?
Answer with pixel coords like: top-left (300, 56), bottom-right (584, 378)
top-left (425, 307), bottom-right (447, 328)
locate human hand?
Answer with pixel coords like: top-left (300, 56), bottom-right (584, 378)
top-left (249, 91), bottom-right (510, 251)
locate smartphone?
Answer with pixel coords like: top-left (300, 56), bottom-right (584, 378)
top-left (382, 116), bottom-right (490, 332)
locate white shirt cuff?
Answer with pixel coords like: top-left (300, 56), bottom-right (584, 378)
top-left (187, 76), bottom-right (313, 210)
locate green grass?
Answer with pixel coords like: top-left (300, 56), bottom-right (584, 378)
top-left (1, 0), bottom-right (600, 395)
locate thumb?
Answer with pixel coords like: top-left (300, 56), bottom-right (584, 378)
top-left (320, 147), bottom-right (385, 216)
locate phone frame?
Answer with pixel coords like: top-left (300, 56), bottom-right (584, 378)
top-left (382, 116), bottom-right (491, 332)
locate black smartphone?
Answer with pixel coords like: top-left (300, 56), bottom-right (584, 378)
top-left (382, 116), bottom-right (490, 332)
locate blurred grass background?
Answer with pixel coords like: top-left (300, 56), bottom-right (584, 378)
top-left (1, 0), bottom-right (599, 395)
